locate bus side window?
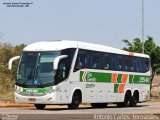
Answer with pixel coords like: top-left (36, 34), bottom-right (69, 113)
top-left (74, 54), bottom-right (83, 71)
top-left (116, 55), bottom-right (124, 71)
top-left (84, 53), bottom-right (90, 68)
top-left (103, 54), bottom-right (110, 70)
top-left (124, 56), bottom-right (134, 72)
top-left (124, 56), bottom-right (128, 71)
top-left (74, 49), bottom-right (90, 71)
top-left (134, 57), bottom-right (138, 72)
top-left (133, 57), bottom-right (137, 72)
top-left (74, 55), bottom-right (83, 71)
top-left (135, 57), bottom-right (143, 73)
top-left (90, 52), bottom-right (102, 69)
top-left (58, 59), bottom-right (67, 80)
top-left (109, 54), bottom-right (116, 70)
top-left (143, 58), bottom-right (149, 72)
top-left (55, 48), bottom-right (76, 83)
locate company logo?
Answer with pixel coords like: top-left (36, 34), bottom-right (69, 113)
top-left (86, 72), bottom-right (96, 82)
top-left (82, 71), bottom-right (97, 82)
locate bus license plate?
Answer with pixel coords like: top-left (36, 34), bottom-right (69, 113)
top-left (28, 98), bottom-right (36, 101)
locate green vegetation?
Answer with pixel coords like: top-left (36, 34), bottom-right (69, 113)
top-left (0, 43), bottom-right (26, 99)
top-left (122, 36), bottom-right (160, 88)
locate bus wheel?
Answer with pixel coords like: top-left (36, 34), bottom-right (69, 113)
top-left (91, 103), bottom-right (108, 108)
top-left (68, 91), bottom-right (81, 109)
top-left (123, 91), bottom-right (131, 107)
top-left (34, 104), bottom-right (46, 110)
top-left (131, 91), bottom-right (139, 107)
top-left (117, 91), bottom-right (131, 107)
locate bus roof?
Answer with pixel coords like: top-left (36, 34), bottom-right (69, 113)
top-left (23, 40), bottom-right (149, 58)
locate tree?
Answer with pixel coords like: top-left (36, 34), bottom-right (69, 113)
top-left (122, 36), bottom-right (160, 89)
top-left (150, 46), bottom-right (160, 80)
top-left (15, 44), bottom-right (26, 55)
top-left (0, 43), bottom-right (26, 98)
top-left (122, 38), bottom-right (142, 53)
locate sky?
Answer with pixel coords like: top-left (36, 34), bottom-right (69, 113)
top-left (0, 0), bottom-right (160, 49)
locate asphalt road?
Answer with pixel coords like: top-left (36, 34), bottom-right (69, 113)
top-left (0, 102), bottom-right (160, 120)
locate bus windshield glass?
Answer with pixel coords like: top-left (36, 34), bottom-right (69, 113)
top-left (16, 51), bottom-right (60, 87)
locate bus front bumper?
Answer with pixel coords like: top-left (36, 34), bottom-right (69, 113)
top-left (15, 92), bottom-right (59, 104)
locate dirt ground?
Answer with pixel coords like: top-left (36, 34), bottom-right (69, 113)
top-left (151, 75), bottom-right (160, 98)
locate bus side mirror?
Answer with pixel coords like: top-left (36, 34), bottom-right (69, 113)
top-left (53, 55), bottom-right (68, 70)
top-left (8, 56), bottom-right (20, 70)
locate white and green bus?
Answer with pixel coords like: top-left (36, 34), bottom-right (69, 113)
top-left (9, 40), bottom-right (151, 109)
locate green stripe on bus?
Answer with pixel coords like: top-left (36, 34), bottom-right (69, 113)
top-left (117, 74), bottom-right (123, 83)
top-left (80, 72), bottom-right (83, 82)
top-left (80, 71), bottom-right (150, 84)
top-left (22, 87), bottom-right (52, 93)
top-left (129, 75), bottom-right (134, 83)
top-left (114, 84), bottom-right (119, 93)
top-left (129, 75), bottom-right (150, 84)
top-left (80, 71), bottom-right (111, 83)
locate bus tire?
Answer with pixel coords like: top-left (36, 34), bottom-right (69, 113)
top-left (68, 91), bottom-right (81, 109)
top-left (34, 104), bottom-right (46, 110)
top-left (131, 91), bottom-right (139, 107)
top-left (91, 103), bottom-right (108, 108)
top-left (117, 91), bottom-right (131, 107)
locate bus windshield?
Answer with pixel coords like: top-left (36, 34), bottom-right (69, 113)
top-left (16, 51), bottom-right (60, 87)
